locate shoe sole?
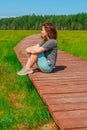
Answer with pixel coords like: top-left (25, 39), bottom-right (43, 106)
top-left (17, 70), bottom-right (33, 76)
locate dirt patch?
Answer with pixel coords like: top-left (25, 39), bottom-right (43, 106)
top-left (32, 121), bottom-right (59, 130)
top-left (9, 92), bottom-right (25, 109)
top-left (16, 121), bottom-right (59, 130)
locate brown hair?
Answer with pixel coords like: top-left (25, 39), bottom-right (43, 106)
top-left (42, 22), bottom-right (57, 39)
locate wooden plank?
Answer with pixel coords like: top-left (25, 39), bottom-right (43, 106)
top-left (55, 117), bottom-right (87, 130)
top-left (48, 103), bottom-right (87, 112)
top-left (70, 128), bottom-right (87, 130)
top-left (30, 73), bottom-right (87, 81)
top-left (45, 97), bottom-right (87, 105)
top-left (53, 111), bottom-right (87, 130)
top-left (42, 93), bottom-right (87, 114)
top-left (33, 84), bottom-right (87, 94)
top-left (43, 93), bottom-right (87, 104)
top-left (44, 93), bottom-right (87, 98)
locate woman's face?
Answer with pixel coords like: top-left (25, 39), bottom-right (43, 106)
top-left (41, 26), bottom-right (48, 38)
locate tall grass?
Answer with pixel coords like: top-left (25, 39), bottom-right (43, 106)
top-left (0, 30), bottom-right (51, 130)
top-left (58, 30), bottom-right (87, 60)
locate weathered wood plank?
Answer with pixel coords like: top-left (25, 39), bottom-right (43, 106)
top-left (70, 128), bottom-right (87, 130)
top-left (47, 103), bottom-right (87, 112)
top-left (53, 111), bottom-right (87, 130)
top-left (32, 83), bottom-right (87, 94)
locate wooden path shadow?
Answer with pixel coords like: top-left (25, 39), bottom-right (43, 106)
top-left (53, 65), bottom-right (67, 73)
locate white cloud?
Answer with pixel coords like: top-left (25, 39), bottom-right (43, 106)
top-left (0, 16), bottom-right (16, 19)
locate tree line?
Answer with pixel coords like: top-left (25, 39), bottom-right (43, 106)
top-left (0, 13), bottom-right (87, 30)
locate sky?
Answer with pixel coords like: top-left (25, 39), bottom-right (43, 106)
top-left (0, 0), bottom-right (87, 18)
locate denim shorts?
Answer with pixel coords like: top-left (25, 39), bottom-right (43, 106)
top-left (37, 52), bottom-right (53, 72)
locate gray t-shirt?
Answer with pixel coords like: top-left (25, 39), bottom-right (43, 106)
top-left (39, 39), bottom-right (58, 68)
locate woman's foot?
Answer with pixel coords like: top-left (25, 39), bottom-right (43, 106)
top-left (17, 66), bottom-right (33, 75)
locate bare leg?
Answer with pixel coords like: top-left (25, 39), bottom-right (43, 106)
top-left (17, 53), bottom-right (38, 75)
top-left (26, 53), bottom-right (38, 68)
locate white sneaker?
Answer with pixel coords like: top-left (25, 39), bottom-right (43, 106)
top-left (17, 66), bottom-right (33, 76)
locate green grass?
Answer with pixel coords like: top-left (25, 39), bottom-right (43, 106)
top-left (0, 30), bottom-right (87, 130)
top-left (58, 30), bottom-right (87, 60)
top-left (0, 30), bottom-right (51, 130)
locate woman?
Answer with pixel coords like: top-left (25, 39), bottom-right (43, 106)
top-left (17, 22), bottom-right (58, 75)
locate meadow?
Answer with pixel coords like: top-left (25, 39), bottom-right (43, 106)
top-left (58, 30), bottom-right (87, 60)
top-left (0, 30), bottom-right (87, 129)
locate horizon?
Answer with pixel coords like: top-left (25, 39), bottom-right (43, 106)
top-left (0, 12), bottom-right (87, 20)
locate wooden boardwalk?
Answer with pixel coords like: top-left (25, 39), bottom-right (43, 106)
top-left (14, 34), bottom-right (87, 130)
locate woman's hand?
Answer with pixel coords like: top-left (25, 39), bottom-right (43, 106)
top-left (26, 47), bottom-right (32, 54)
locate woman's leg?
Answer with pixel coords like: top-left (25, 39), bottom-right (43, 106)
top-left (26, 54), bottom-right (38, 68)
top-left (17, 53), bottom-right (38, 75)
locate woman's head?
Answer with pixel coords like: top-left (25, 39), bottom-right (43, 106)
top-left (41, 22), bottom-right (57, 40)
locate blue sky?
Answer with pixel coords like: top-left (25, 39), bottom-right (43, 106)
top-left (0, 0), bottom-right (87, 18)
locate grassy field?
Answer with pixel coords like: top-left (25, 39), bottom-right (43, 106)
top-left (0, 30), bottom-right (87, 130)
top-left (58, 30), bottom-right (87, 60)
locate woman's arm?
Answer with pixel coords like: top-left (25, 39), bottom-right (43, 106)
top-left (30, 46), bottom-right (45, 54)
top-left (26, 44), bottom-right (39, 53)
top-left (26, 44), bottom-right (45, 54)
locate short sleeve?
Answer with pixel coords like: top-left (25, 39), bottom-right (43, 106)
top-left (38, 40), bottom-right (44, 47)
top-left (42, 39), bottom-right (57, 51)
